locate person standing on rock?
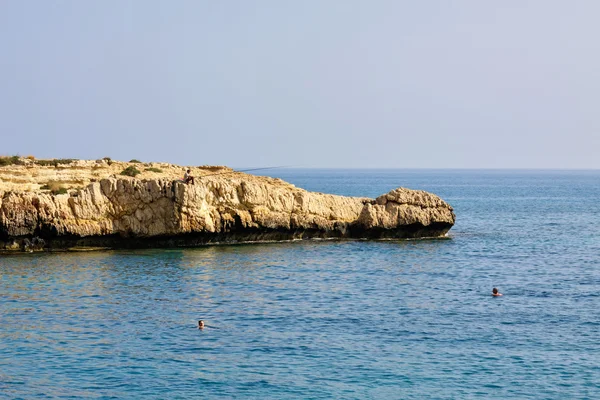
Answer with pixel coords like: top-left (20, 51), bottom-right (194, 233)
top-left (184, 169), bottom-right (195, 185)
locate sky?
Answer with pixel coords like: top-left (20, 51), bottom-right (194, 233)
top-left (0, 1), bottom-right (598, 169)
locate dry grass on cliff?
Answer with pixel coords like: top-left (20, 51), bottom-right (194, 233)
top-left (39, 181), bottom-right (68, 195)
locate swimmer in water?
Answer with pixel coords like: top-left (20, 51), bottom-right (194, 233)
top-left (198, 320), bottom-right (205, 329)
top-left (492, 288), bottom-right (503, 297)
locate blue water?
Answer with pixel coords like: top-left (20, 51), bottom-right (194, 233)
top-left (1, 170), bottom-right (599, 399)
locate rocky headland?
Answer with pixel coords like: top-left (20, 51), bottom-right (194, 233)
top-left (0, 157), bottom-right (455, 252)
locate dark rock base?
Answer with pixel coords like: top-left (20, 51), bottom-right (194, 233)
top-left (0, 222), bottom-right (453, 253)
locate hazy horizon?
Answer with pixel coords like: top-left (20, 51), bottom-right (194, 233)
top-left (1, 1), bottom-right (599, 169)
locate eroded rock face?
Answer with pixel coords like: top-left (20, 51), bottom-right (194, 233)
top-left (356, 188), bottom-right (455, 229)
top-left (0, 173), bottom-right (455, 251)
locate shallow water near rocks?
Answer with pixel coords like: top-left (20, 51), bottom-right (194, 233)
top-left (1, 169), bottom-right (599, 399)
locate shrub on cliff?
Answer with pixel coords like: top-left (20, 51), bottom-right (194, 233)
top-left (145, 167), bottom-right (163, 173)
top-left (121, 166), bottom-right (141, 177)
top-left (129, 159), bottom-right (141, 163)
top-left (35, 159), bottom-right (75, 167)
top-left (0, 155), bottom-right (24, 166)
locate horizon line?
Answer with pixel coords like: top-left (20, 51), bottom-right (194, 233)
top-left (237, 166), bottom-right (600, 171)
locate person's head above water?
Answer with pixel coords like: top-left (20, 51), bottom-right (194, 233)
top-left (492, 288), bottom-right (502, 296)
top-left (198, 320), bottom-right (205, 329)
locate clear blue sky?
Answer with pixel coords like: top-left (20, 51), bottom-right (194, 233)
top-left (1, 1), bottom-right (598, 168)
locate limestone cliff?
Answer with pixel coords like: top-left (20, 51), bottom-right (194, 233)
top-left (0, 158), bottom-right (455, 251)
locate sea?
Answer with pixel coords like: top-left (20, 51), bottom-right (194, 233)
top-left (1, 169), bottom-right (599, 399)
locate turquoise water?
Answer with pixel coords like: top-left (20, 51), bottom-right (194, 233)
top-left (1, 170), bottom-right (599, 399)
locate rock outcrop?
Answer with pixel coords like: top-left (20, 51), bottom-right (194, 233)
top-left (0, 159), bottom-right (455, 251)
